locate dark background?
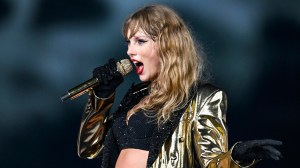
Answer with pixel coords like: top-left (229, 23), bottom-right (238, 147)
top-left (1, 0), bottom-right (299, 167)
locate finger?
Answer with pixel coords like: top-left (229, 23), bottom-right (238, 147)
top-left (105, 62), bottom-right (120, 79)
top-left (108, 58), bottom-right (117, 68)
top-left (250, 139), bottom-right (282, 147)
top-left (100, 66), bottom-right (109, 85)
top-left (109, 60), bottom-right (123, 78)
top-left (93, 67), bottom-right (101, 77)
top-left (108, 59), bottom-right (117, 73)
top-left (262, 145), bottom-right (283, 160)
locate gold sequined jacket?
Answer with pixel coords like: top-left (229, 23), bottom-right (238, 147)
top-left (77, 83), bottom-right (250, 168)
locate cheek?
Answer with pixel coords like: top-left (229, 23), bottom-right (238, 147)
top-left (154, 58), bottom-right (161, 70)
top-left (150, 56), bottom-right (161, 75)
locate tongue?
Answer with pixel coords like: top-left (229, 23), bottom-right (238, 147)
top-left (136, 65), bottom-right (144, 75)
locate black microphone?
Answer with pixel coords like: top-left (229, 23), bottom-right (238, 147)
top-left (60, 59), bottom-right (133, 102)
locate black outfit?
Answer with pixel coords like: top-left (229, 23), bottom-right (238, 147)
top-left (101, 82), bottom-right (193, 168)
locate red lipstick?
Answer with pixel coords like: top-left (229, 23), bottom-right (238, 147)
top-left (131, 58), bottom-right (144, 75)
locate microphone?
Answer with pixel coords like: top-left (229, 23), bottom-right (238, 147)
top-left (60, 59), bottom-right (133, 102)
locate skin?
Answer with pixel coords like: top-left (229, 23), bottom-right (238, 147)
top-left (126, 29), bottom-right (161, 82)
top-left (115, 29), bottom-right (161, 168)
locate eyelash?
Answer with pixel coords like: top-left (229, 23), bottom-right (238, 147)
top-left (137, 39), bottom-right (147, 45)
top-left (125, 39), bottom-right (148, 45)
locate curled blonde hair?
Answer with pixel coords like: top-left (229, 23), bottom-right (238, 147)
top-left (123, 5), bottom-right (204, 125)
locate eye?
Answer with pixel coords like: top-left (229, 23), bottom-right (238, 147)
top-left (137, 39), bottom-right (147, 45)
top-left (124, 39), bottom-right (130, 45)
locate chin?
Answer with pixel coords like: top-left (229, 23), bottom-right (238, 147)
top-left (139, 75), bottom-right (150, 82)
top-left (139, 77), bottom-right (147, 82)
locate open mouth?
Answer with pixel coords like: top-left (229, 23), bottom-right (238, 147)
top-left (132, 59), bottom-right (144, 75)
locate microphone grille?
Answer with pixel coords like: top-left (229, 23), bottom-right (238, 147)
top-left (117, 59), bottom-right (133, 76)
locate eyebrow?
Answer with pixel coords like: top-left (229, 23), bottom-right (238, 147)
top-left (133, 34), bottom-right (147, 37)
top-left (125, 35), bottom-right (149, 41)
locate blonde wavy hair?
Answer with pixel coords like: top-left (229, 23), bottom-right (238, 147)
top-left (123, 5), bottom-right (204, 125)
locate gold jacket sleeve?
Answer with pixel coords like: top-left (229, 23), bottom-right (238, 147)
top-left (193, 89), bottom-right (240, 168)
top-left (152, 85), bottom-right (254, 168)
top-left (77, 90), bottom-right (115, 159)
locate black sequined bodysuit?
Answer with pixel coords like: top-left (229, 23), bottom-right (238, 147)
top-left (101, 82), bottom-right (157, 167)
top-left (101, 82), bottom-right (193, 168)
top-left (112, 109), bottom-right (157, 151)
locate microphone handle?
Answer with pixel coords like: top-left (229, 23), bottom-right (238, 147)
top-left (60, 77), bottom-right (99, 102)
top-left (60, 59), bottom-right (133, 102)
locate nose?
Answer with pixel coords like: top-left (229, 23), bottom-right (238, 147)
top-left (127, 43), bottom-right (136, 57)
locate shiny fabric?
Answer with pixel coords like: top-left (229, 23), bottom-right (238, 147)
top-left (77, 84), bottom-right (254, 168)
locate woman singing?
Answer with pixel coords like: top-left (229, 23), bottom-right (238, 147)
top-left (77, 4), bottom-right (282, 168)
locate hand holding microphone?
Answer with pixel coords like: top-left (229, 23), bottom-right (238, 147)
top-left (92, 59), bottom-right (125, 98)
top-left (60, 58), bottom-right (133, 102)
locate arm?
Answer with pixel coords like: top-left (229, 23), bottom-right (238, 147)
top-left (194, 88), bottom-right (254, 168)
top-left (77, 90), bottom-right (115, 159)
top-left (77, 58), bottom-right (124, 159)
